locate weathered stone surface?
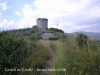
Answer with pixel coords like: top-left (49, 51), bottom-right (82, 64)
top-left (37, 18), bottom-right (48, 30)
top-left (41, 32), bottom-right (55, 40)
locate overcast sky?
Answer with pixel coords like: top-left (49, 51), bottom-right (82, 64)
top-left (0, 0), bottom-right (100, 33)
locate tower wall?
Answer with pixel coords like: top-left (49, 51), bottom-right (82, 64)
top-left (37, 18), bottom-right (48, 30)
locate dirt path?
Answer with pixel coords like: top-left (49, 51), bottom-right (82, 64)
top-left (41, 32), bottom-right (55, 40)
top-left (38, 40), bottom-right (58, 75)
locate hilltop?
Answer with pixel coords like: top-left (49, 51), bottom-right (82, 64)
top-left (0, 26), bottom-right (66, 75)
top-left (0, 26), bottom-right (100, 75)
top-left (0, 26), bottom-right (66, 41)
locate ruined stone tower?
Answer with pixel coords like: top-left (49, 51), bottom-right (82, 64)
top-left (37, 18), bottom-right (48, 30)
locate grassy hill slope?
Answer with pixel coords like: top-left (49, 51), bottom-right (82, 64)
top-left (0, 26), bottom-right (49, 75)
top-left (51, 34), bottom-right (100, 75)
top-left (0, 27), bottom-right (100, 75)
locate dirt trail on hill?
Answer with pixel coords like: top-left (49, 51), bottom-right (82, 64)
top-left (38, 40), bottom-right (59, 75)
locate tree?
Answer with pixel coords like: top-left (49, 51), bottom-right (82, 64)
top-left (76, 33), bottom-right (88, 48)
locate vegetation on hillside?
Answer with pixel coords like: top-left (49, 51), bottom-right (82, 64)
top-left (0, 27), bottom-right (100, 75)
top-left (76, 33), bottom-right (89, 48)
top-left (0, 26), bottom-right (49, 75)
top-left (3, 26), bottom-right (43, 41)
top-left (49, 28), bottom-right (66, 39)
top-left (0, 32), bottom-right (28, 75)
top-left (49, 28), bottom-right (64, 33)
top-left (52, 33), bottom-right (100, 75)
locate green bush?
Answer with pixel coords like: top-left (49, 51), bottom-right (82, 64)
top-left (76, 33), bottom-right (88, 48)
top-left (48, 37), bottom-right (58, 40)
top-left (23, 31), bottom-right (31, 36)
top-left (49, 28), bottom-right (64, 33)
top-left (0, 32), bottom-right (28, 75)
top-left (29, 32), bottom-right (42, 41)
top-left (49, 28), bottom-right (66, 40)
top-left (0, 31), bottom-right (49, 75)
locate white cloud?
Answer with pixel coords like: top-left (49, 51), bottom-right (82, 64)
top-left (88, 7), bottom-right (100, 18)
top-left (34, 0), bottom-right (95, 17)
top-left (0, 13), bottom-right (5, 28)
top-left (0, 19), bottom-right (15, 30)
top-left (0, 1), bottom-right (7, 11)
top-left (0, 0), bottom-right (100, 32)
top-left (32, 0), bottom-right (98, 26)
top-left (0, 12), bottom-right (2, 20)
top-left (14, 11), bottom-right (22, 16)
top-left (0, 12), bottom-right (16, 30)
top-left (57, 21), bottom-right (98, 33)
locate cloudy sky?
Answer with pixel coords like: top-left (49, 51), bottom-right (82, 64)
top-left (0, 0), bottom-right (100, 33)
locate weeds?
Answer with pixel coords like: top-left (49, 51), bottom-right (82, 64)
top-left (52, 35), bottom-right (100, 75)
top-left (19, 42), bottom-right (49, 75)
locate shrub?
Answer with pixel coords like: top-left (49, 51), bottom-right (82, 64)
top-left (52, 35), bottom-right (100, 75)
top-left (76, 33), bottom-right (88, 48)
top-left (0, 32), bottom-right (28, 75)
top-left (0, 31), bottom-right (49, 75)
top-left (48, 37), bottom-right (58, 40)
top-left (49, 28), bottom-right (64, 33)
top-left (29, 33), bottom-right (41, 41)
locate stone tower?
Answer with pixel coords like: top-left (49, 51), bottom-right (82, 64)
top-left (37, 18), bottom-right (48, 30)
